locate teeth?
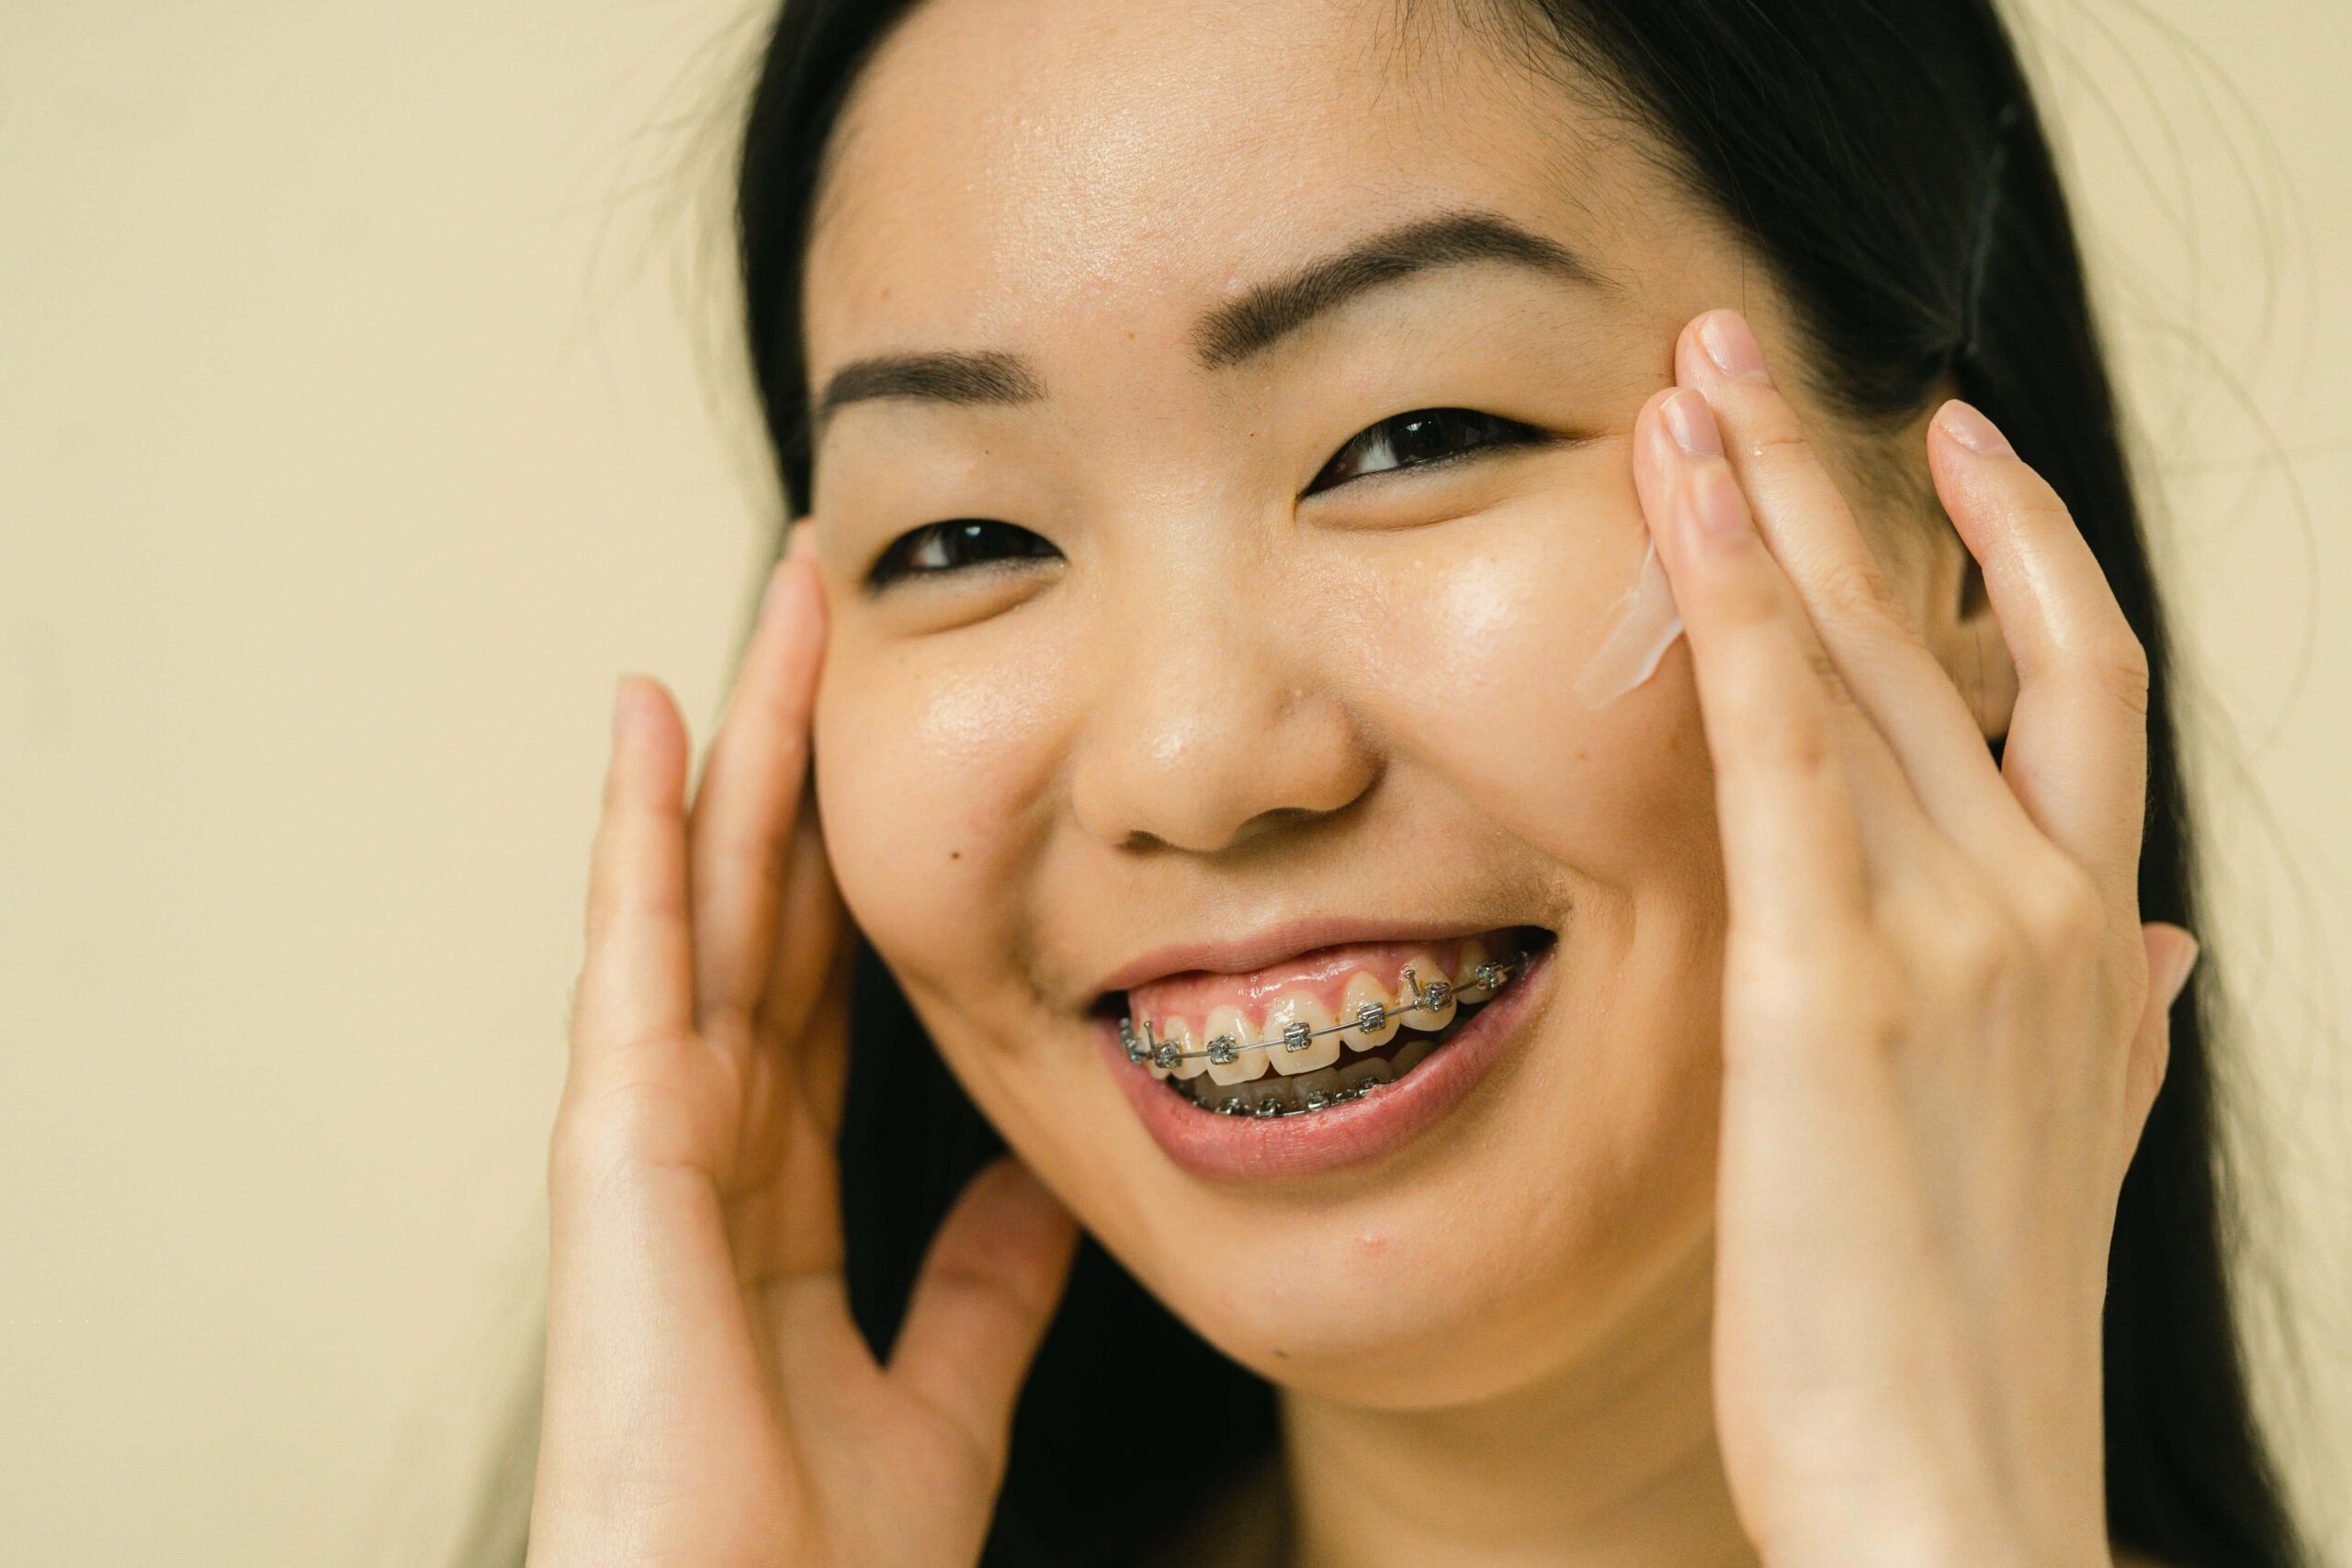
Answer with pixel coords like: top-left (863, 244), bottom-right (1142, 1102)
top-left (1287, 1066), bottom-right (1344, 1109)
top-left (1157, 1015), bottom-right (1207, 1079)
top-left (1451, 937), bottom-right (1496, 1002)
top-left (1261, 994), bottom-right (1340, 1076)
top-left (1133, 933), bottom-right (1536, 1088)
top-left (1181, 1060), bottom-right (1396, 1117)
top-left (1203, 1005), bottom-right (1268, 1085)
top-left (1388, 1033), bottom-right (1436, 1076)
top-left (1397, 955), bottom-right (1457, 1032)
top-left (1336, 970), bottom-right (1400, 1053)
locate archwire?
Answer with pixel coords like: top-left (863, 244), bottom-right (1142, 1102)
top-left (1118, 946), bottom-right (1535, 1068)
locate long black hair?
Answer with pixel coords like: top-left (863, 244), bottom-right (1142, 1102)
top-left (704, 3), bottom-right (2313, 1564)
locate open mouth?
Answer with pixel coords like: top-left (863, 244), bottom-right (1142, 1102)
top-left (1105, 924), bottom-right (1555, 1120)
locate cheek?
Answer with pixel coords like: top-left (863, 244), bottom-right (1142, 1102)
top-left (1355, 491), bottom-right (1719, 890)
top-left (812, 637), bottom-right (1066, 993)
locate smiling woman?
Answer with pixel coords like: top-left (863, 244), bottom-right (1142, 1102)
top-left (503, 2), bottom-right (2317, 1566)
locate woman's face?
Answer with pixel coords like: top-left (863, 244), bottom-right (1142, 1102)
top-left (799, 0), bottom-right (1975, 1407)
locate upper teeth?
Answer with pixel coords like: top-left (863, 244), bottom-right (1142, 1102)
top-left (1119, 944), bottom-right (1529, 1081)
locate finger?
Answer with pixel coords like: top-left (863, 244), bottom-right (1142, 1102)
top-left (727, 1069), bottom-right (853, 1286)
top-left (1929, 400), bottom-right (2152, 898)
top-left (2122, 922), bottom-right (2196, 1148)
top-left (754, 780), bottom-right (850, 1059)
top-left (574, 675), bottom-right (696, 1056)
top-left (788, 923), bottom-right (856, 1147)
top-left (889, 1156), bottom-right (1080, 1474)
top-left (1638, 387), bottom-right (1910, 927)
top-left (688, 552), bottom-right (830, 1033)
top-left (1678, 311), bottom-right (2043, 861)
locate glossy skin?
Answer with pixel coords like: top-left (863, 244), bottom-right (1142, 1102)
top-left (525, 3), bottom-right (2193, 1565)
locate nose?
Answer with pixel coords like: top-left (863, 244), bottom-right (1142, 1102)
top-left (1069, 583), bottom-right (1378, 855)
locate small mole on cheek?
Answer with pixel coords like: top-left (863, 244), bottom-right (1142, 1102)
top-left (1272, 1348), bottom-right (1290, 1359)
top-left (950, 850), bottom-right (962, 861)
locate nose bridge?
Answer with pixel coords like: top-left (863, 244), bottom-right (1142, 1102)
top-left (1069, 518), bottom-right (1374, 854)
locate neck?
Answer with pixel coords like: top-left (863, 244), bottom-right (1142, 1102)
top-left (1275, 1234), bottom-right (1759, 1568)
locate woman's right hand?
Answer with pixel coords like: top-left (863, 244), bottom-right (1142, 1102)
top-left (526, 532), bottom-right (1081, 1568)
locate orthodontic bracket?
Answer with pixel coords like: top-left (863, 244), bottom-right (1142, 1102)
top-left (1118, 949), bottom-right (1532, 1067)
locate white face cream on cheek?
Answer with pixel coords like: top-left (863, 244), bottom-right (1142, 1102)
top-left (1571, 536), bottom-right (1684, 707)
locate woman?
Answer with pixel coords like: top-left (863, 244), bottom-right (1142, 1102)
top-left (515, 0), bottom-right (2313, 1563)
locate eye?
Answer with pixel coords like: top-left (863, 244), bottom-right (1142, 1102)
top-left (1304, 407), bottom-right (1545, 496)
top-left (865, 519), bottom-right (1062, 591)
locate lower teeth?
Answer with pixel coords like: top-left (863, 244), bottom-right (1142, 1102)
top-left (1168, 1003), bottom-right (1476, 1117)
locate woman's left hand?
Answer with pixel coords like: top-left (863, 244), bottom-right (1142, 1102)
top-left (1637, 310), bottom-right (2199, 1568)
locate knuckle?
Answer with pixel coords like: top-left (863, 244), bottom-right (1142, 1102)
top-left (2086, 628), bottom-right (2153, 716)
top-left (1733, 702), bottom-right (1837, 782)
top-left (548, 1075), bottom-right (710, 1193)
top-left (1937, 895), bottom-right (2024, 995)
top-left (1711, 566), bottom-right (1784, 630)
top-left (1736, 407), bottom-right (1815, 467)
top-left (1852, 1001), bottom-right (1909, 1061)
top-left (2011, 485), bottom-right (2077, 538)
top-left (703, 818), bottom-right (783, 890)
top-left (1802, 642), bottom-right (1860, 711)
top-left (1727, 942), bottom-right (1915, 1063)
top-left (1832, 979), bottom-right (1912, 1061)
top-left (2018, 859), bottom-right (2108, 953)
top-left (1812, 552), bottom-right (1901, 628)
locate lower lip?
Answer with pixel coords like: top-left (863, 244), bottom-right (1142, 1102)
top-left (1095, 942), bottom-right (1555, 1184)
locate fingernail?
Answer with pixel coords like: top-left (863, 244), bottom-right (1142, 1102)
top-left (1662, 389), bottom-right (1723, 459)
top-left (1936, 400), bottom-right (2014, 456)
top-left (1685, 463), bottom-right (1750, 543)
top-left (1698, 311), bottom-right (1769, 381)
top-left (2160, 931), bottom-right (2201, 1010)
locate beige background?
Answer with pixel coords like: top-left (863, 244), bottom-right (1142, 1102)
top-left (2, 3), bottom-right (2344, 1564)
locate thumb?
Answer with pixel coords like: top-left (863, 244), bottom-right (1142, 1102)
top-left (888, 1154), bottom-right (1080, 1473)
top-left (2123, 921), bottom-right (2199, 1145)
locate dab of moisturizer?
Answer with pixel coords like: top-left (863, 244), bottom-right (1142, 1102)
top-left (1572, 537), bottom-right (1684, 707)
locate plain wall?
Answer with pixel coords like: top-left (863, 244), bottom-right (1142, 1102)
top-left (2, 3), bottom-right (2345, 1563)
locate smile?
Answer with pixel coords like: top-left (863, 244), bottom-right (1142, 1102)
top-left (1114, 925), bottom-right (1552, 1116)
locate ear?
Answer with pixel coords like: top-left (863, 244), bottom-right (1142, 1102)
top-left (1917, 523), bottom-right (2018, 746)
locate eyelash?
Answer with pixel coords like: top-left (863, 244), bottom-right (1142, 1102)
top-left (864, 406), bottom-right (1542, 589)
top-left (1304, 406), bottom-right (1543, 494)
top-left (864, 519), bottom-right (1060, 591)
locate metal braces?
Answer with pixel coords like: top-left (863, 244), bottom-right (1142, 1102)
top-left (1187, 1075), bottom-right (1381, 1116)
top-left (1118, 947), bottom-right (1534, 1070)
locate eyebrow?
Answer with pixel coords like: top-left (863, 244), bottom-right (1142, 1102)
top-left (808, 208), bottom-right (1607, 446)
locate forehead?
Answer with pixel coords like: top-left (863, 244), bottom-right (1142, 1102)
top-left (799, 0), bottom-right (1697, 380)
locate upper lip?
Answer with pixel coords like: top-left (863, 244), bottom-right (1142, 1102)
top-left (1093, 914), bottom-right (1536, 1000)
